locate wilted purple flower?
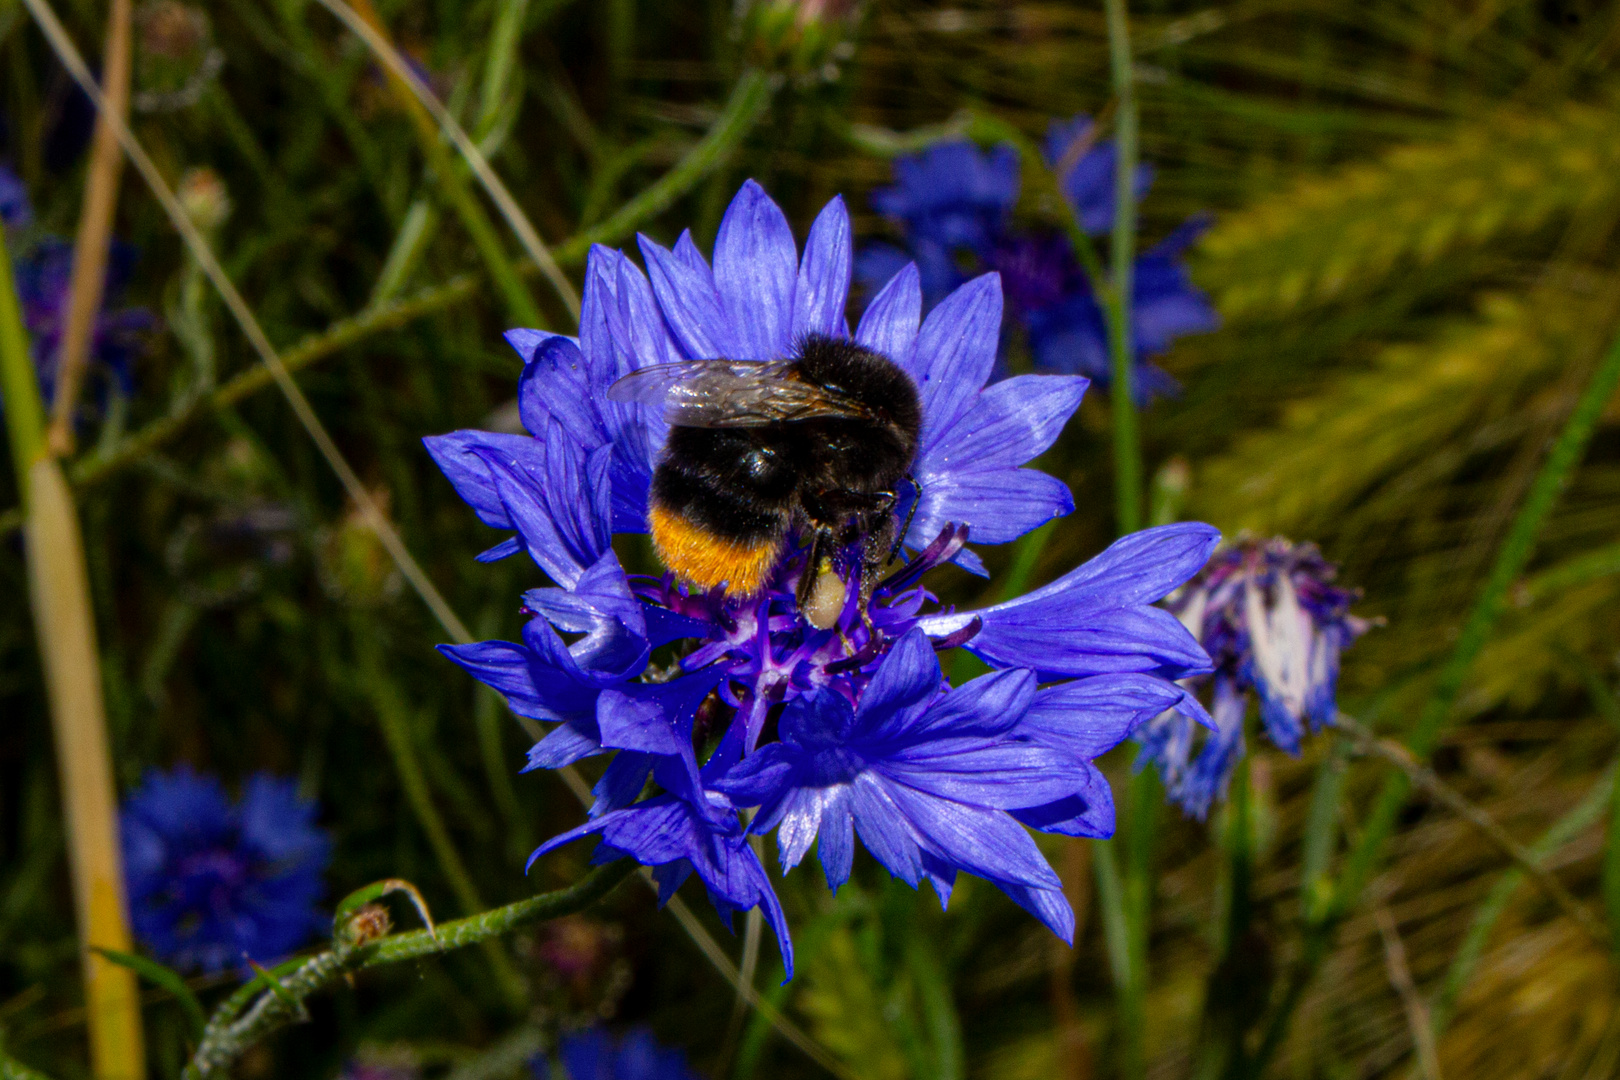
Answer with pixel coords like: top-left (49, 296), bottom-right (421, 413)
top-left (0, 164), bottom-right (32, 228)
top-left (533, 1026), bottom-right (700, 1080)
top-left (121, 767), bottom-right (330, 972)
top-left (428, 179), bottom-right (1219, 972)
top-left (1135, 538), bottom-right (1371, 818)
top-left (13, 236), bottom-right (153, 405)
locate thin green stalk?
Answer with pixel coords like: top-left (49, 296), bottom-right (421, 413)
top-left (1104, 0), bottom-right (1142, 537)
top-left (182, 862), bottom-right (635, 1079)
top-left (1092, 839), bottom-right (1132, 1028)
top-left (1122, 767), bottom-right (1157, 1080)
top-left (0, 225), bottom-right (45, 475)
top-left (320, 0), bottom-right (578, 323)
top-left (1337, 329), bottom-right (1620, 912)
top-left (1104, 6), bottom-right (1148, 1076)
top-left (1247, 327), bottom-right (1620, 1077)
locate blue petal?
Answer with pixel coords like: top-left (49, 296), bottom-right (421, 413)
top-left (865, 665), bottom-right (1033, 743)
top-left (909, 465), bottom-right (1074, 549)
top-left (855, 261), bottom-right (922, 368)
top-left (922, 524), bottom-right (1220, 679)
top-left (852, 629), bottom-right (943, 737)
top-left (848, 774), bottom-right (925, 886)
top-left (437, 639), bottom-right (602, 726)
top-left (524, 722), bottom-right (603, 770)
top-left (995, 880), bottom-right (1076, 944)
top-left (885, 783), bottom-right (1062, 890)
top-left (516, 335), bottom-right (603, 446)
top-left (877, 738), bottom-right (1086, 809)
top-left (422, 430), bottom-right (533, 530)
top-left (714, 180), bottom-right (798, 358)
top-left (1012, 761), bottom-right (1115, 838)
top-left (792, 196), bottom-right (853, 339)
top-left (639, 231), bottom-right (729, 358)
top-left (613, 254), bottom-right (684, 368)
top-left (933, 374), bottom-right (1088, 471)
top-left (909, 273), bottom-right (1003, 446)
top-left (1022, 673), bottom-right (1209, 760)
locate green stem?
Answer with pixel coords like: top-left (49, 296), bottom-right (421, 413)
top-left (1103, 7), bottom-right (1149, 1076)
top-left (1247, 326), bottom-right (1620, 1077)
top-left (1092, 839), bottom-right (1133, 1049)
top-left (183, 862), bottom-right (635, 1079)
top-left (1122, 768), bottom-right (1156, 1080)
top-left (1104, 0), bottom-right (1141, 537)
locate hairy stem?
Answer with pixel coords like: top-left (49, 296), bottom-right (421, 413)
top-left (182, 862), bottom-right (635, 1079)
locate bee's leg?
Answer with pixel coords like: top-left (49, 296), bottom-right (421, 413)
top-left (887, 474), bottom-right (923, 562)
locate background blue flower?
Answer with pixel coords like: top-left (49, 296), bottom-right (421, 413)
top-left (857, 119), bottom-right (1218, 401)
top-left (121, 767), bottom-right (330, 972)
top-left (533, 1025), bottom-right (702, 1080)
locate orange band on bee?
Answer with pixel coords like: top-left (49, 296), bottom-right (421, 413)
top-left (649, 505), bottom-right (782, 597)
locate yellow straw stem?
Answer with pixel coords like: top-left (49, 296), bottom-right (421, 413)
top-left (24, 457), bottom-right (146, 1078)
top-left (2, 210), bottom-right (145, 1075)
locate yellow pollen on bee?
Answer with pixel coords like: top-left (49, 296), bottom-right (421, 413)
top-left (649, 505), bottom-right (782, 597)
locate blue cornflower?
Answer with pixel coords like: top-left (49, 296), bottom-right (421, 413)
top-left (0, 164), bottom-right (32, 228)
top-left (13, 236), bottom-right (153, 405)
top-left (1043, 115), bottom-right (1153, 235)
top-left (121, 767), bottom-right (330, 972)
top-left (533, 1025), bottom-right (701, 1080)
top-left (858, 140), bottom-right (1020, 307)
top-left (428, 180), bottom-right (1219, 971)
top-left (1135, 538), bottom-right (1371, 818)
top-left (859, 119), bottom-right (1217, 402)
top-left (1012, 218), bottom-right (1219, 402)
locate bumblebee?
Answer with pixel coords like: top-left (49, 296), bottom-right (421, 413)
top-left (608, 333), bottom-right (922, 629)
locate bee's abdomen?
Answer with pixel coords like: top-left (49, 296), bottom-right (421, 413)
top-left (648, 427), bottom-right (795, 596)
top-left (648, 503), bottom-right (784, 597)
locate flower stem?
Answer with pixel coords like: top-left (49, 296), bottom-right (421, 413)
top-left (1105, 0), bottom-right (1142, 537)
top-left (1244, 325), bottom-right (1620, 1078)
top-left (1104, 4), bottom-right (1150, 1077)
top-left (1, 222), bottom-right (146, 1079)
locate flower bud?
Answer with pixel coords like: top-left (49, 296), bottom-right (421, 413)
top-left (178, 167), bottom-right (231, 232)
top-left (739, 0), bottom-right (860, 82)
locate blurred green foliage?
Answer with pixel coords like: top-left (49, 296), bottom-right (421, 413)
top-left (3, 0), bottom-right (1620, 1077)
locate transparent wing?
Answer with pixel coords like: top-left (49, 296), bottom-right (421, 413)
top-left (606, 358), bottom-right (870, 428)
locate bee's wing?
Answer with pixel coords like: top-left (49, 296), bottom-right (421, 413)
top-left (606, 358), bottom-right (870, 428)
